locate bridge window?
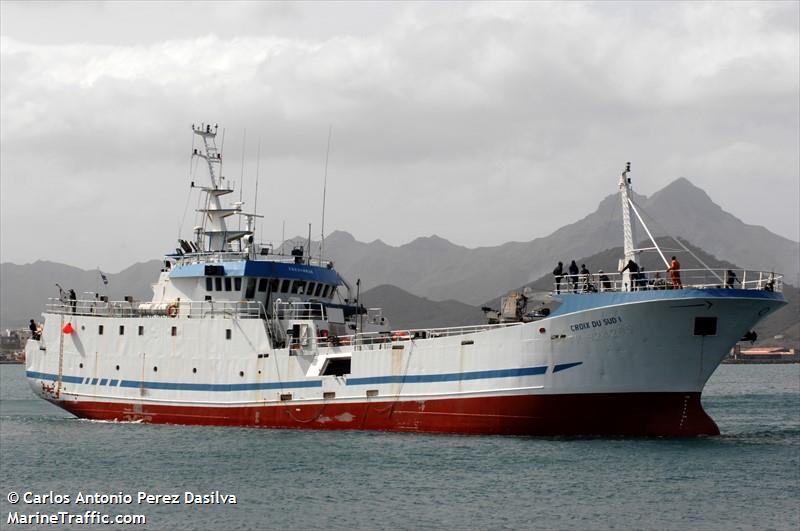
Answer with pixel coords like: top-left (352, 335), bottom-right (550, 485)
top-left (234, 278), bottom-right (242, 291)
top-left (280, 279), bottom-right (290, 293)
top-left (313, 283), bottom-right (322, 297)
top-left (214, 277), bottom-right (222, 291)
top-left (270, 279), bottom-right (279, 292)
top-left (307, 282), bottom-right (316, 297)
top-left (206, 277), bottom-right (213, 291)
top-left (291, 281), bottom-right (306, 294)
top-left (245, 278), bottom-right (257, 299)
top-left (257, 278), bottom-right (268, 292)
top-left (322, 285), bottom-right (331, 298)
top-left (224, 278), bottom-right (232, 291)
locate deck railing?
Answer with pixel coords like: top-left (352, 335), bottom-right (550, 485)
top-left (46, 298), bottom-right (266, 319)
top-left (172, 251), bottom-right (333, 268)
top-left (274, 301), bottom-right (326, 320)
top-left (553, 268), bottom-right (783, 294)
top-left (322, 322), bottom-right (524, 349)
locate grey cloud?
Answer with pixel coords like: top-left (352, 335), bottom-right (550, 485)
top-left (1, 1), bottom-right (797, 272)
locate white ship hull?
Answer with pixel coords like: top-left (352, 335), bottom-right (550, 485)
top-left (26, 288), bottom-right (785, 436)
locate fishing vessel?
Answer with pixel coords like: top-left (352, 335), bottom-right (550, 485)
top-left (25, 125), bottom-right (787, 436)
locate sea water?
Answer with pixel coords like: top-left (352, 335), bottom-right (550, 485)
top-left (1, 363), bottom-right (797, 530)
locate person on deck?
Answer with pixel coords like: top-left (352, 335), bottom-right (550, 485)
top-left (725, 270), bottom-right (739, 289)
top-left (620, 259), bottom-right (640, 291)
top-left (579, 264), bottom-right (591, 292)
top-left (598, 270), bottom-right (612, 291)
top-left (667, 256), bottom-right (683, 289)
top-left (553, 261), bottom-right (564, 294)
top-left (29, 319), bottom-right (40, 340)
top-left (568, 260), bottom-right (579, 293)
top-left (68, 289), bottom-right (77, 313)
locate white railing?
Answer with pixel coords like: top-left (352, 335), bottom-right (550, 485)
top-left (45, 298), bottom-right (266, 319)
top-left (553, 269), bottom-right (783, 294)
top-left (322, 322), bottom-right (523, 348)
top-left (273, 301), bottom-right (326, 320)
top-left (172, 251), bottom-right (334, 268)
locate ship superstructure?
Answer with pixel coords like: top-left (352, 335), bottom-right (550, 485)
top-left (24, 127), bottom-right (787, 436)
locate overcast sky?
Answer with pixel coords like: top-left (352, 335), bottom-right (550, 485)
top-left (1, 1), bottom-right (798, 272)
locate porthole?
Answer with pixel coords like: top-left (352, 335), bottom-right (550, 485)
top-left (115, 365), bottom-right (120, 371)
top-left (79, 363), bottom-right (83, 368)
top-left (153, 366), bottom-right (158, 372)
top-left (239, 371), bottom-right (244, 377)
top-left (192, 368), bottom-right (197, 374)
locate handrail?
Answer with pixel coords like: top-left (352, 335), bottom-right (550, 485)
top-left (274, 301), bottom-right (326, 320)
top-left (172, 251), bottom-right (333, 268)
top-left (45, 298), bottom-right (267, 319)
top-left (552, 268), bottom-right (783, 294)
top-left (322, 322), bottom-right (523, 349)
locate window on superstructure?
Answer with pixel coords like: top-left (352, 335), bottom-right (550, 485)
top-left (138, 326), bottom-right (144, 336)
top-left (225, 329), bottom-right (232, 340)
top-left (257, 278), bottom-right (268, 292)
top-left (314, 283), bottom-right (323, 297)
top-left (98, 325), bottom-right (104, 335)
top-left (321, 285), bottom-right (330, 298)
top-left (206, 277), bottom-right (213, 291)
top-left (245, 278), bottom-right (257, 299)
top-left (215, 277), bottom-right (222, 291)
top-left (234, 278), bottom-right (242, 291)
top-left (119, 325), bottom-right (124, 335)
top-left (224, 278), bottom-right (232, 291)
top-left (171, 326), bottom-right (177, 337)
top-left (291, 281), bottom-right (306, 294)
top-left (281, 279), bottom-right (290, 293)
top-left (270, 279), bottom-right (279, 292)
top-left (307, 282), bottom-right (316, 297)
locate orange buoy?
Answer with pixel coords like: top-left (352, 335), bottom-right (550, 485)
top-left (62, 322), bottom-right (74, 334)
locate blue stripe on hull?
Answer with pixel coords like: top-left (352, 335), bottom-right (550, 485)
top-left (117, 379), bottom-right (322, 392)
top-left (345, 366), bottom-right (548, 386)
top-left (26, 362), bottom-right (581, 394)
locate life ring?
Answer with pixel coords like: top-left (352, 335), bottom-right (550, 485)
top-left (167, 304), bottom-right (179, 318)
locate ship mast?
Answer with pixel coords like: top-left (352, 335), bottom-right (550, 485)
top-left (191, 123), bottom-right (254, 253)
top-left (619, 162), bottom-right (673, 290)
top-left (619, 162), bottom-right (636, 265)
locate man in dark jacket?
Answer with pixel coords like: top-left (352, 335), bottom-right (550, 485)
top-left (620, 259), bottom-right (640, 291)
top-left (553, 262), bottom-right (564, 294)
top-left (568, 260), bottom-right (579, 292)
top-left (579, 264), bottom-right (591, 292)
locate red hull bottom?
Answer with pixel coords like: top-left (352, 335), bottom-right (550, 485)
top-left (53, 392), bottom-right (720, 437)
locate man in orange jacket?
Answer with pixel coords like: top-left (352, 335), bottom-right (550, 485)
top-left (667, 256), bottom-right (683, 289)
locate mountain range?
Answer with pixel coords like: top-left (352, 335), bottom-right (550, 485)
top-left (2, 178), bottom-right (796, 346)
top-left (317, 178), bottom-right (799, 305)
